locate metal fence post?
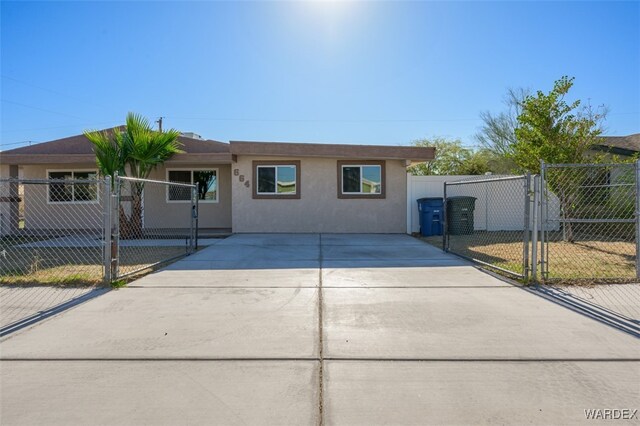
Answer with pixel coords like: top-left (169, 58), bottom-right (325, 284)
top-left (103, 176), bottom-right (112, 285)
top-left (635, 159), bottom-right (640, 280)
top-left (531, 175), bottom-right (540, 284)
top-left (442, 182), bottom-right (448, 252)
top-left (190, 183), bottom-right (199, 254)
top-left (112, 172), bottom-right (120, 280)
top-left (539, 161), bottom-right (546, 279)
top-left (522, 173), bottom-right (531, 282)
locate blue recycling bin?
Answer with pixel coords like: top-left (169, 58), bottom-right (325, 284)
top-left (417, 197), bottom-right (444, 237)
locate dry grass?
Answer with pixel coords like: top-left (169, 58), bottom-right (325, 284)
top-left (421, 231), bottom-right (636, 283)
top-left (543, 239), bottom-right (635, 281)
top-left (0, 245), bottom-right (189, 287)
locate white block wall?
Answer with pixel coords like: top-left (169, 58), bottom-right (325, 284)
top-left (406, 174), bottom-right (559, 234)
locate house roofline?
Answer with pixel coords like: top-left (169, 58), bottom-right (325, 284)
top-left (2, 131), bottom-right (435, 165)
top-left (0, 154), bottom-right (97, 165)
top-left (596, 133), bottom-right (640, 155)
top-left (591, 144), bottom-right (637, 157)
top-left (0, 153), bottom-right (234, 166)
top-left (229, 141), bottom-right (435, 162)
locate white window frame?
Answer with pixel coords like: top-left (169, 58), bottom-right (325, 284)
top-left (46, 169), bottom-right (100, 205)
top-left (341, 164), bottom-right (382, 195)
top-left (256, 165), bottom-right (298, 195)
top-left (166, 168), bottom-right (219, 203)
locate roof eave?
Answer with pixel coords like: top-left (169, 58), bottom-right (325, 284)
top-left (0, 154), bottom-right (97, 165)
top-left (229, 141), bottom-right (435, 162)
top-left (1, 153), bottom-right (235, 166)
top-left (165, 153), bottom-right (234, 164)
top-left (592, 145), bottom-right (638, 157)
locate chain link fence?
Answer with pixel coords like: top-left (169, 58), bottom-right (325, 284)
top-left (114, 176), bottom-right (197, 279)
top-left (0, 175), bottom-right (198, 335)
top-left (439, 163), bottom-right (639, 285)
top-left (540, 162), bottom-right (637, 282)
top-left (443, 175), bottom-right (532, 279)
top-left (0, 178), bottom-right (107, 286)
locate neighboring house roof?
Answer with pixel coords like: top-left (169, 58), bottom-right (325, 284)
top-left (594, 133), bottom-right (640, 157)
top-left (0, 127), bottom-right (233, 165)
top-left (229, 141), bottom-right (435, 162)
top-left (1, 128), bottom-right (435, 165)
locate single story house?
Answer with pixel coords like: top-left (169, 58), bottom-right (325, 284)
top-left (0, 129), bottom-right (434, 234)
top-left (592, 133), bottom-right (639, 159)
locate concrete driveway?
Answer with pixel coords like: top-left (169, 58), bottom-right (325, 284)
top-left (1, 234), bottom-right (638, 425)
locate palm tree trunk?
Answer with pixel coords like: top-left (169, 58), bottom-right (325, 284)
top-left (130, 192), bottom-right (143, 239)
top-left (118, 186), bottom-right (144, 239)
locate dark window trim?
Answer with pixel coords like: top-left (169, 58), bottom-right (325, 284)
top-left (337, 160), bottom-right (386, 199)
top-left (166, 168), bottom-right (219, 203)
top-left (252, 160), bottom-right (301, 200)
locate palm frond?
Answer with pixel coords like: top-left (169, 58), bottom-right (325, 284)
top-left (84, 113), bottom-right (182, 180)
top-left (84, 129), bottom-right (125, 177)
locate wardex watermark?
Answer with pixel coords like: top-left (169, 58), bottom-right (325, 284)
top-left (584, 409), bottom-right (638, 420)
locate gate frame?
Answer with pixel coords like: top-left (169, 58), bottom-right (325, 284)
top-left (443, 174), bottom-right (532, 281)
top-left (110, 175), bottom-right (198, 281)
top-left (636, 160), bottom-right (640, 280)
top-left (102, 176), bottom-right (112, 285)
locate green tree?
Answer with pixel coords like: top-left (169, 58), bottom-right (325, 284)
top-left (409, 138), bottom-right (511, 176)
top-left (512, 76), bottom-right (608, 241)
top-left (408, 137), bottom-right (472, 175)
top-left (512, 76), bottom-right (607, 173)
top-left (85, 113), bottom-right (182, 237)
top-left (457, 149), bottom-right (503, 175)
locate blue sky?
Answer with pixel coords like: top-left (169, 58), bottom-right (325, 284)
top-left (1, 1), bottom-right (639, 150)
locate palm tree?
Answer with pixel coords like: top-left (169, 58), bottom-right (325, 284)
top-left (85, 113), bottom-right (183, 238)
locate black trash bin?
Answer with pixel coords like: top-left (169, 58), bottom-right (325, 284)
top-left (416, 197), bottom-right (444, 237)
top-left (446, 196), bottom-right (476, 235)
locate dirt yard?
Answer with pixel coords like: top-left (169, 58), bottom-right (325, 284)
top-left (422, 231), bottom-right (636, 282)
top-left (0, 245), bottom-right (188, 286)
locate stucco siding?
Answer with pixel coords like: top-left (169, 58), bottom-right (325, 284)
top-left (0, 165), bottom-right (17, 236)
top-left (231, 156), bottom-right (407, 233)
top-left (0, 164), bottom-right (10, 179)
top-left (20, 164), bottom-right (103, 231)
top-left (147, 164), bottom-right (232, 229)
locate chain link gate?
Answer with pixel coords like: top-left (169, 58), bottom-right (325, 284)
top-left (539, 161), bottom-right (639, 282)
top-left (443, 174), bottom-right (533, 280)
top-left (109, 175), bottom-right (198, 280)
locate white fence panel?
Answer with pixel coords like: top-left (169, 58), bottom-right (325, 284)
top-left (407, 174), bottom-right (560, 234)
top-left (407, 175), bottom-right (471, 233)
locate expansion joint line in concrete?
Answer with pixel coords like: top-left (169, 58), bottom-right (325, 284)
top-left (3, 357), bottom-right (639, 362)
top-left (317, 233), bottom-right (324, 426)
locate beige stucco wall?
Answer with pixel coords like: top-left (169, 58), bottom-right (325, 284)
top-left (231, 156), bottom-right (408, 233)
top-left (19, 163), bottom-right (232, 231)
top-left (0, 164), bottom-right (10, 179)
top-left (146, 164), bottom-right (232, 229)
top-left (20, 163), bottom-right (103, 231)
top-left (0, 164), bottom-right (15, 235)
